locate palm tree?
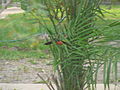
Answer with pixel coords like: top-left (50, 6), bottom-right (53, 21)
top-left (28, 0), bottom-right (120, 90)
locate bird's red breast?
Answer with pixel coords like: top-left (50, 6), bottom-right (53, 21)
top-left (56, 41), bottom-right (63, 45)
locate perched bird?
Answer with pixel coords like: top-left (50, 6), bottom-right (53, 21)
top-left (44, 34), bottom-right (69, 46)
top-left (44, 40), bottom-right (64, 45)
top-left (44, 40), bottom-right (70, 46)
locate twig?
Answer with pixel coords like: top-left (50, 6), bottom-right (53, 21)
top-left (37, 73), bottom-right (53, 90)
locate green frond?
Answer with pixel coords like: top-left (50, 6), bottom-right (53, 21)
top-left (28, 0), bottom-right (120, 90)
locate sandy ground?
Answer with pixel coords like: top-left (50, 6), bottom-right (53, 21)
top-left (0, 59), bottom-right (53, 83)
top-left (0, 7), bottom-right (24, 19)
top-left (0, 84), bottom-right (120, 90)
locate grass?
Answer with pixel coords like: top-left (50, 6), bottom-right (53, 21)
top-left (0, 13), bottom-right (50, 60)
top-left (102, 5), bottom-right (120, 19)
top-left (0, 5), bottom-right (120, 60)
top-left (97, 5), bottom-right (120, 25)
top-left (0, 48), bottom-right (47, 60)
top-left (28, 60), bottom-right (38, 64)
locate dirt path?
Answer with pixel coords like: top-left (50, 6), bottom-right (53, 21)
top-left (0, 59), bottom-right (53, 83)
top-left (0, 7), bottom-right (24, 19)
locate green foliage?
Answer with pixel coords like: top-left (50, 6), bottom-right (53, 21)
top-left (103, 0), bottom-right (120, 2)
top-left (20, 0), bottom-right (30, 10)
top-left (13, 0), bottom-right (21, 2)
top-left (0, 48), bottom-right (46, 60)
top-left (0, 13), bottom-right (49, 60)
top-left (29, 1), bottom-right (120, 90)
top-left (0, 3), bottom-right (120, 89)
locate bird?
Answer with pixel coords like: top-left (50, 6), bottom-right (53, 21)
top-left (44, 40), bottom-right (69, 46)
top-left (44, 40), bottom-right (64, 45)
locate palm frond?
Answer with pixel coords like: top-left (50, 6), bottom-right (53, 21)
top-left (28, 0), bottom-right (120, 90)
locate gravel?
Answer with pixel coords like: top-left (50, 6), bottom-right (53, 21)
top-left (0, 58), bottom-right (53, 84)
